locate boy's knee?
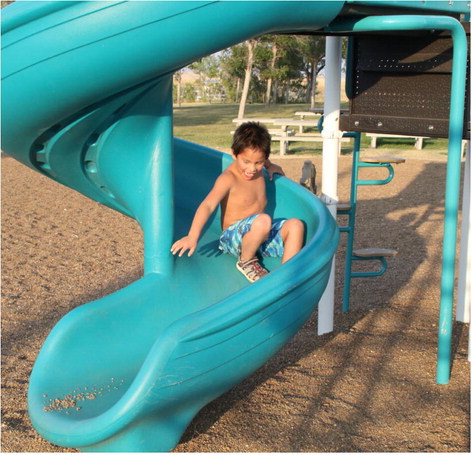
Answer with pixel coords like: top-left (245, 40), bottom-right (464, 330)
top-left (284, 218), bottom-right (304, 236)
top-left (252, 213), bottom-right (272, 234)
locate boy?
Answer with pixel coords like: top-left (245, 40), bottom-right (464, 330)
top-left (171, 122), bottom-right (305, 282)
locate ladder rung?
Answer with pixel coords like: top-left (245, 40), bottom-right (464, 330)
top-left (359, 156), bottom-right (406, 164)
top-left (353, 248), bottom-right (398, 258)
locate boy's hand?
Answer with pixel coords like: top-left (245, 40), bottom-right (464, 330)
top-left (171, 236), bottom-right (198, 257)
top-left (265, 161), bottom-right (285, 180)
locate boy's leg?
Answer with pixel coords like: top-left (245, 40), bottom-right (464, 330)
top-left (280, 218), bottom-right (305, 263)
top-left (240, 213), bottom-right (272, 261)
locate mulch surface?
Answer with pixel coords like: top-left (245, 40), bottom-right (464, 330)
top-left (1, 147), bottom-right (470, 452)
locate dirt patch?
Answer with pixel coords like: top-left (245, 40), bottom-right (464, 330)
top-left (1, 148), bottom-right (469, 452)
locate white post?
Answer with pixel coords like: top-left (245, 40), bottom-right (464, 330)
top-left (318, 36), bottom-right (342, 335)
top-left (456, 141), bottom-right (471, 360)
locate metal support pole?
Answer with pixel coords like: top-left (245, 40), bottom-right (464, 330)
top-left (342, 133), bottom-right (360, 312)
top-left (318, 35), bottom-right (342, 335)
top-left (327, 15), bottom-right (467, 383)
top-left (435, 21), bottom-right (467, 384)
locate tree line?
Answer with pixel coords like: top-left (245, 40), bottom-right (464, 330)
top-left (174, 34), bottom-right (346, 117)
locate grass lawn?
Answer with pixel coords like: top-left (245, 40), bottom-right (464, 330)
top-left (173, 102), bottom-right (318, 152)
top-left (173, 102), bottom-right (449, 155)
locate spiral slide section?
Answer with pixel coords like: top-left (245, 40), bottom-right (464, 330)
top-left (2, 1), bottom-right (343, 451)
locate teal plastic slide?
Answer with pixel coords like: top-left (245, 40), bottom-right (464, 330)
top-left (3, 0), bottom-right (470, 451)
top-left (0, 1), bottom-right (346, 451)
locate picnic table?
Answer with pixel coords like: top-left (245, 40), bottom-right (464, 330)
top-left (232, 117), bottom-right (295, 136)
top-left (309, 108), bottom-right (325, 114)
top-left (270, 119), bottom-right (322, 154)
top-left (273, 118), bottom-right (320, 132)
top-left (232, 117), bottom-right (283, 125)
top-left (295, 111), bottom-right (320, 119)
top-left (271, 119), bottom-right (353, 155)
top-left (308, 108), bottom-right (348, 114)
top-left (294, 111), bottom-right (321, 132)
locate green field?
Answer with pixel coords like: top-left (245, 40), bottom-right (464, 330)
top-left (173, 103), bottom-right (449, 155)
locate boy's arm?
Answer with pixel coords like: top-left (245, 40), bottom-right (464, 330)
top-left (171, 172), bottom-right (233, 257)
top-left (265, 159), bottom-right (285, 180)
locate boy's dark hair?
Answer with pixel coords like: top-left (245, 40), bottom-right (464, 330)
top-left (232, 122), bottom-right (271, 159)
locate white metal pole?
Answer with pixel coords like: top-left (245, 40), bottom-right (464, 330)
top-left (456, 141), bottom-right (471, 360)
top-left (318, 36), bottom-right (342, 335)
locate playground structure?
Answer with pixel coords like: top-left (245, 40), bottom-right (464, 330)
top-left (1, 1), bottom-right (469, 452)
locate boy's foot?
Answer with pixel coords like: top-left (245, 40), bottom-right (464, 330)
top-left (236, 257), bottom-right (269, 283)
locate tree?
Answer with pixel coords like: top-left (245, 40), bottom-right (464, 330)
top-left (295, 35), bottom-right (326, 108)
top-left (189, 54), bottom-right (220, 102)
top-left (174, 70), bottom-right (183, 107)
top-left (230, 35), bottom-right (304, 112)
top-left (220, 44), bottom-right (247, 102)
top-left (195, 34), bottom-right (332, 112)
top-left (237, 39), bottom-right (258, 118)
top-left (275, 36), bottom-right (305, 104)
top-left (265, 41), bottom-right (278, 105)
top-left (260, 35), bottom-right (296, 105)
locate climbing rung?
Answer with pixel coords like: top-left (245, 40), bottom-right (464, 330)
top-left (353, 248), bottom-right (398, 258)
top-left (359, 156), bottom-right (406, 164)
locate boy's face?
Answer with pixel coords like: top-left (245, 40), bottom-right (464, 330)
top-left (233, 147), bottom-right (266, 181)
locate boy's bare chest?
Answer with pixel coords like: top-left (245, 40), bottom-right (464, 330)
top-left (229, 179), bottom-right (266, 207)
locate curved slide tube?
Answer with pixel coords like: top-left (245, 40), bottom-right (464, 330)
top-left (2, 1), bottom-right (342, 451)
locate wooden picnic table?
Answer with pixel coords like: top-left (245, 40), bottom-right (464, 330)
top-left (294, 111), bottom-right (321, 132)
top-left (231, 118), bottom-right (296, 140)
top-left (308, 108), bottom-right (348, 114)
top-left (295, 111), bottom-right (320, 118)
top-left (274, 119), bottom-right (321, 155)
top-left (272, 119), bottom-right (320, 130)
top-left (270, 119), bottom-right (352, 155)
top-left (232, 117), bottom-right (293, 125)
top-left (271, 119), bottom-right (323, 155)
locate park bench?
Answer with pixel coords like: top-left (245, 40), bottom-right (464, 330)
top-left (232, 117), bottom-right (295, 137)
top-left (366, 133), bottom-right (428, 150)
top-left (294, 111), bottom-right (321, 132)
top-left (271, 132), bottom-right (350, 155)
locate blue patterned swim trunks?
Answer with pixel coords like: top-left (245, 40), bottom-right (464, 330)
top-left (219, 214), bottom-right (286, 258)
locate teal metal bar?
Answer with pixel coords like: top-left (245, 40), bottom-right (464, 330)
top-left (327, 15), bottom-right (468, 384)
top-left (341, 132), bottom-right (361, 312)
top-left (436, 21), bottom-right (468, 384)
top-left (351, 256), bottom-right (389, 278)
top-left (357, 162), bottom-right (395, 186)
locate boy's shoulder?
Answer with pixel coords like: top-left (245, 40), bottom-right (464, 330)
top-left (219, 165), bottom-right (237, 182)
top-left (213, 166), bottom-right (237, 189)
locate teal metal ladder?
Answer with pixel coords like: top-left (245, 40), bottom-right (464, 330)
top-left (338, 132), bottom-right (405, 312)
